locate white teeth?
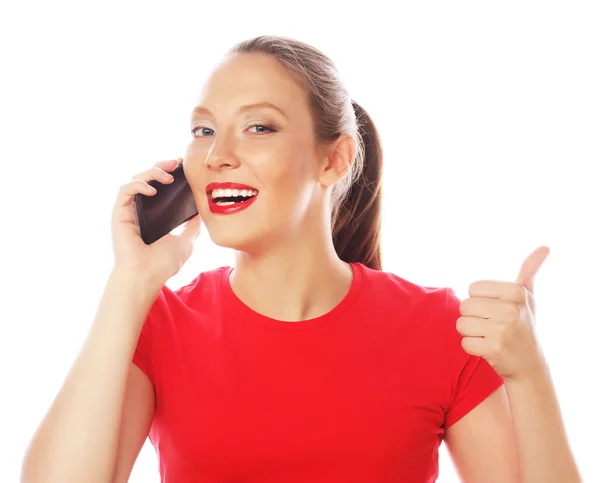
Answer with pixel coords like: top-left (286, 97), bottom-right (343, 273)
top-left (211, 188), bottom-right (258, 199)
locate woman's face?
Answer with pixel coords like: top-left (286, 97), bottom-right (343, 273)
top-left (183, 53), bottom-right (324, 253)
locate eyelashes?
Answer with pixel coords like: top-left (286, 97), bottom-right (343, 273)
top-left (190, 123), bottom-right (277, 137)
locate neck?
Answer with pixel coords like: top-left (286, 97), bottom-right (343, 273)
top-left (230, 232), bottom-right (353, 322)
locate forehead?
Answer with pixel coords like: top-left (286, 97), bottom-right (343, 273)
top-left (195, 53), bottom-right (306, 111)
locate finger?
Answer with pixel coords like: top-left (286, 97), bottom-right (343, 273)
top-left (461, 297), bottom-right (510, 319)
top-left (456, 316), bottom-right (491, 337)
top-left (113, 179), bottom-right (158, 211)
top-left (115, 161), bottom-right (179, 211)
top-left (180, 214), bottom-right (202, 240)
top-left (461, 337), bottom-right (488, 357)
top-left (115, 168), bottom-right (174, 210)
top-left (130, 165), bottom-right (177, 183)
top-left (159, 214), bottom-right (201, 252)
top-left (154, 157), bottom-right (183, 174)
top-left (128, 157), bottom-right (180, 181)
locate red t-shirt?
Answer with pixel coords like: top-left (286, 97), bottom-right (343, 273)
top-left (133, 261), bottom-right (504, 482)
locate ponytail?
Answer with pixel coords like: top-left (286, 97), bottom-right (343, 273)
top-left (332, 100), bottom-right (383, 271)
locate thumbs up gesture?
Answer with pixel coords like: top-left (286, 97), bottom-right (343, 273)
top-left (457, 246), bottom-right (551, 382)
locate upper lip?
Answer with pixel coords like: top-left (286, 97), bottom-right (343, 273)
top-left (206, 182), bottom-right (258, 194)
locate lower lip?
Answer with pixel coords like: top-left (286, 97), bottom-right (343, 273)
top-left (208, 194), bottom-right (258, 215)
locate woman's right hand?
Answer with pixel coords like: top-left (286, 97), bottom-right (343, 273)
top-left (110, 158), bottom-right (201, 284)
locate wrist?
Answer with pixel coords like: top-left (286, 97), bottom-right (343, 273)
top-left (505, 359), bottom-right (551, 387)
top-left (109, 266), bottom-right (165, 294)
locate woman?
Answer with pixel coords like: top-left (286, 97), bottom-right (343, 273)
top-left (22, 36), bottom-right (581, 483)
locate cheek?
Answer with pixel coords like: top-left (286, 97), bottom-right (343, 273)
top-left (265, 143), bottom-right (316, 215)
top-left (262, 169), bottom-right (315, 223)
top-left (254, 138), bottom-right (314, 187)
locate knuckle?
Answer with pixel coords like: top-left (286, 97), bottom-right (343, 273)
top-left (502, 304), bottom-right (511, 319)
top-left (506, 304), bottom-right (520, 321)
top-left (492, 345), bottom-right (503, 358)
top-left (128, 179), bottom-right (144, 191)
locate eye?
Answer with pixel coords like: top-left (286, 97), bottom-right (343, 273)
top-left (248, 123), bottom-right (276, 135)
top-left (190, 123), bottom-right (276, 138)
top-left (190, 126), bottom-right (214, 137)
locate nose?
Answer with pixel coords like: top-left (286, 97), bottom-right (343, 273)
top-left (205, 133), bottom-right (241, 171)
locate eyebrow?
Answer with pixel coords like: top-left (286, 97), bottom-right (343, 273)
top-left (191, 102), bottom-right (289, 121)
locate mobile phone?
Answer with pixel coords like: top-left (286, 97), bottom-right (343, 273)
top-left (134, 163), bottom-right (199, 244)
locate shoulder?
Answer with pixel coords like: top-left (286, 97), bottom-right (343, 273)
top-left (146, 266), bottom-right (230, 321)
top-left (357, 262), bottom-right (449, 312)
top-left (356, 263), bottom-right (459, 347)
top-left (174, 266), bottom-right (229, 300)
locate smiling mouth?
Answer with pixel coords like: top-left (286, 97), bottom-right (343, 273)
top-left (209, 189), bottom-right (258, 206)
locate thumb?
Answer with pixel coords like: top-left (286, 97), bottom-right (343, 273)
top-left (516, 245), bottom-right (550, 294)
top-left (180, 214), bottom-right (202, 241)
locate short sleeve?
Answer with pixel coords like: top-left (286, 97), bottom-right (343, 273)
top-left (443, 287), bottom-right (504, 429)
top-left (132, 307), bottom-right (156, 387)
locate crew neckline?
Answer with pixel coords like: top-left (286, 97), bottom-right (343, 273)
top-left (220, 262), bottom-right (365, 331)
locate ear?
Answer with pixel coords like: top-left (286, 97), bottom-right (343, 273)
top-left (318, 134), bottom-right (357, 187)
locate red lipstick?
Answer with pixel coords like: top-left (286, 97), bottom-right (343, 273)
top-left (206, 182), bottom-right (258, 193)
top-left (206, 182), bottom-right (259, 215)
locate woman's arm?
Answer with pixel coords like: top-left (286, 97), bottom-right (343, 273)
top-left (21, 269), bottom-right (162, 483)
top-left (504, 363), bottom-right (582, 483)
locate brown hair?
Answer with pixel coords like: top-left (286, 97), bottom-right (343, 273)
top-left (229, 36), bottom-right (383, 271)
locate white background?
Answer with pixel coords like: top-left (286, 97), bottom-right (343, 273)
top-left (1, 1), bottom-right (598, 481)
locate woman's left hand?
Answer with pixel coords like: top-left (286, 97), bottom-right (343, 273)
top-left (456, 245), bottom-right (551, 382)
